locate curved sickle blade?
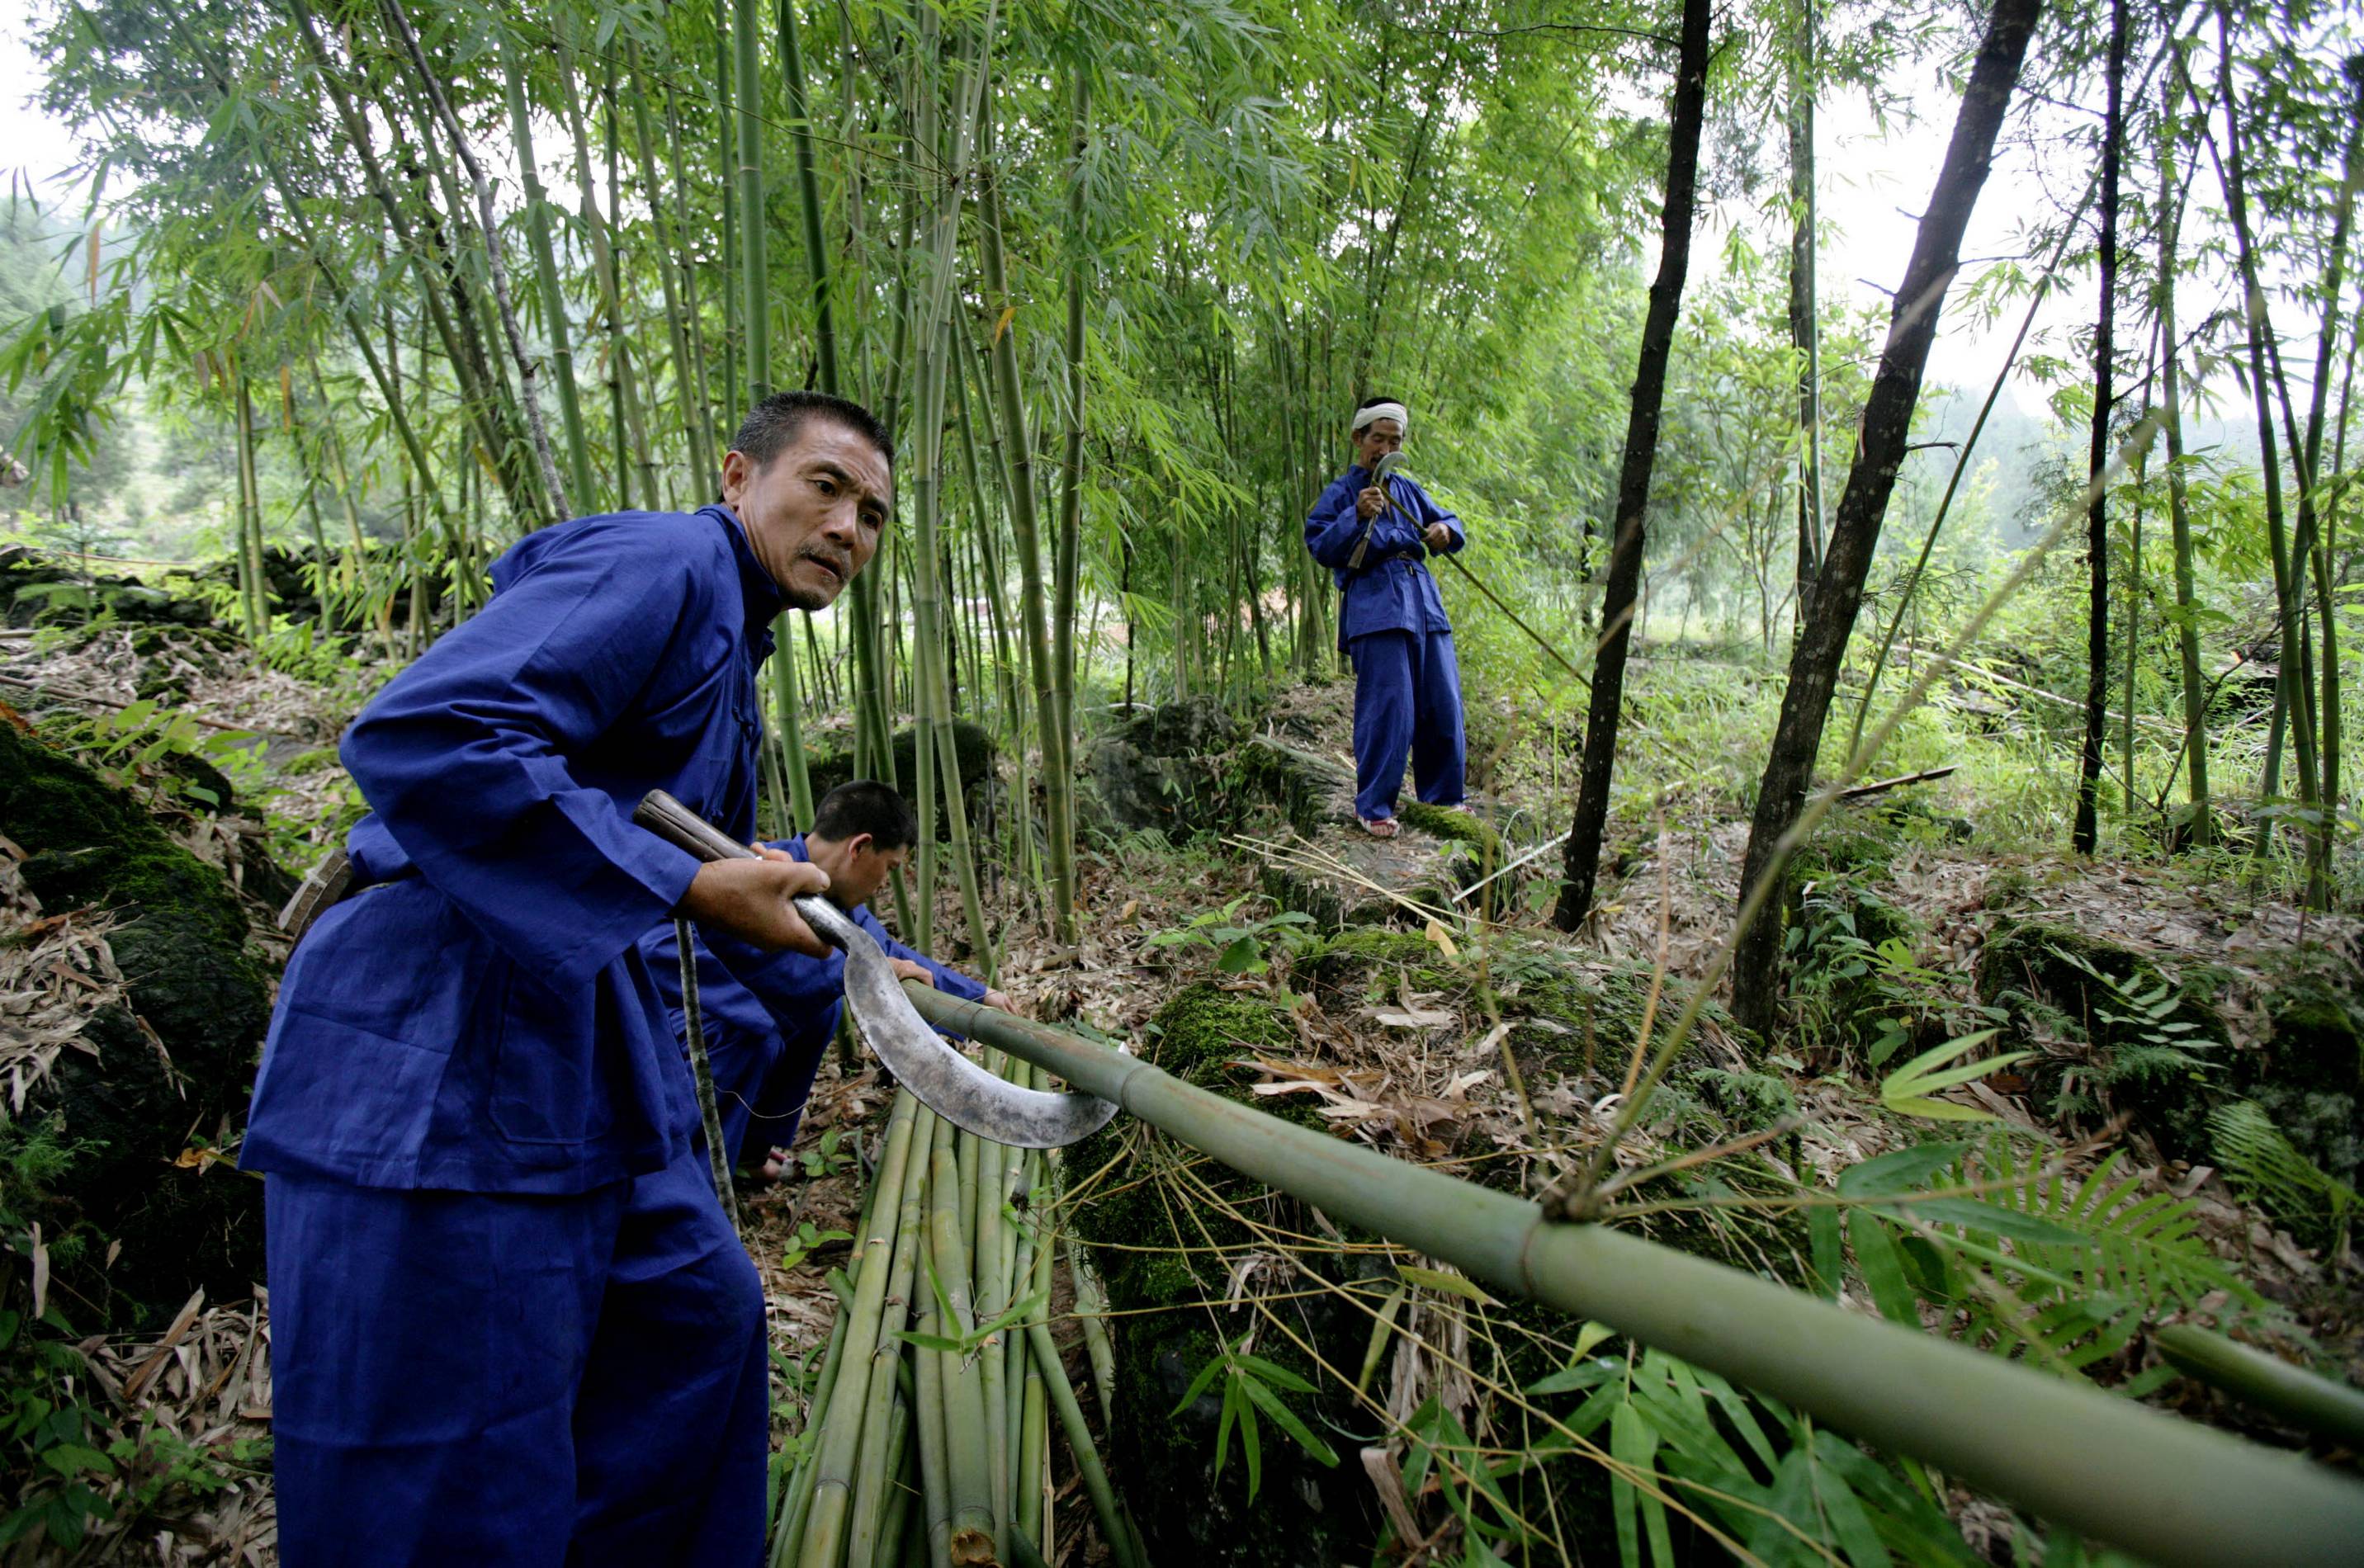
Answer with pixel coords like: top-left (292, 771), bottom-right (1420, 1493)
top-left (632, 791), bottom-right (1120, 1149)
top-left (800, 896), bottom-right (1120, 1149)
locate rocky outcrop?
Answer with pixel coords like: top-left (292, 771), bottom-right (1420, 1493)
top-left (0, 722), bottom-right (274, 1324)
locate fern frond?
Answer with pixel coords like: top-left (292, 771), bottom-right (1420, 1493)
top-left (2210, 1100), bottom-right (2358, 1250)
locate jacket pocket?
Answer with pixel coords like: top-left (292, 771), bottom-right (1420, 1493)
top-left (486, 956), bottom-right (617, 1146)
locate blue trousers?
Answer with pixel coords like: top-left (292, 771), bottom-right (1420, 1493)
top-left (266, 1148), bottom-right (768, 1567)
top-left (1348, 627), bottom-right (1466, 821)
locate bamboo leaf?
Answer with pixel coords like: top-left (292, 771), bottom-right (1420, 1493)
top-left (1236, 1368), bottom-right (1338, 1466)
top-left (1838, 1143), bottom-right (1969, 1198)
top-left (1847, 1208), bottom-right (1922, 1326)
top-left (1399, 1264), bottom-right (1496, 1304)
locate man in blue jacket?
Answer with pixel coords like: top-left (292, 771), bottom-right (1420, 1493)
top-left (644, 779), bottom-right (1013, 1178)
top-left (1303, 397), bottom-right (1468, 838)
top-left (242, 391), bottom-right (892, 1566)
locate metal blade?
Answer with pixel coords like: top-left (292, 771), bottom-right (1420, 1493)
top-left (633, 791), bottom-right (1120, 1149)
top-left (798, 895), bottom-right (1121, 1150)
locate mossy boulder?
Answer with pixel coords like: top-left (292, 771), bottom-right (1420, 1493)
top-left (2239, 945), bottom-right (2364, 1190)
top-left (1082, 696), bottom-right (1252, 841)
top-left (0, 723), bottom-right (270, 1323)
top-left (1396, 800), bottom-right (1502, 862)
top-left (1978, 919), bottom-right (2228, 1158)
top-left (1066, 983), bottom-right (1378, 1565)
top-left (803, 719), bottom-right (996, 838)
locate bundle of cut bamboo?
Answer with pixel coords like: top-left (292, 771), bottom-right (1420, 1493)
top-left (768, 1056), bottom-right (1145, 1568)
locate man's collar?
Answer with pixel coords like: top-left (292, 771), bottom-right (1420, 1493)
top-left (707, 503), bottom-right (787, 650)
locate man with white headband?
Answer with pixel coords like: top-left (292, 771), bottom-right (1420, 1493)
top-left (1303, 395), bottom-right (1468, 838)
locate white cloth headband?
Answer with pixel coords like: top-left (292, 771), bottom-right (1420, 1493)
top-left (1353, 402), bottom-right (1410, 436)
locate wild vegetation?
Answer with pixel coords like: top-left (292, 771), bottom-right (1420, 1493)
top-left (2, 0), bottom-right (2362, 1562)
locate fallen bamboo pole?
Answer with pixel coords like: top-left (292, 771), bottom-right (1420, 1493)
top-left (904, 982), bottom-right (2364, 1568)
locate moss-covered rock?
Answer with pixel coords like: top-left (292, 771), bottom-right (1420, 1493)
top-left (1978, 919), bottom-right (2229, 1158)
top-left (1395, 800), bottom-right (1502, 862)
top-left (0, 723), bottom-right (269, 1323)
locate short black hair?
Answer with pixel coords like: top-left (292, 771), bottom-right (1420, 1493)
top-left (1355, 395), bottom-right (1402, 416)
top-left (731, 390), bottom-right (896, 475)
top-left (811, 779), bottom-right (920, 852)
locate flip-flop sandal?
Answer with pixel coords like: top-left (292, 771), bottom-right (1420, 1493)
top-left (1359, 815), bottom-right (1401, 839)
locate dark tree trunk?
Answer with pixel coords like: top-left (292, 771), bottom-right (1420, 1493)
top-left (1551, 0), bottom-right (1714, 932)
top-left (1729, 0), bottom-right (2042, 1037)
top-left (2073, 0), bottom-right (2129, 855)
top-left (1788, 0), bottom-right (1823, 640)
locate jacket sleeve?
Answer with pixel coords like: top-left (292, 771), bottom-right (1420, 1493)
top-left (1304, 482), bottom-right (1371, 569)
top-left (1406, 480), bottom-right (1465, 555)
top-left (339, 531), bottom-right (704, 989)
top-left (857, 905), bottom-right (991, 1003)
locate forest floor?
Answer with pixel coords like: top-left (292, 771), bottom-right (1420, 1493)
top-left (5, 618), bottom-right (2360, 1563)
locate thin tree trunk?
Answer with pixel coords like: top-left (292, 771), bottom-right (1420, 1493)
top-left (1731, 0), bottom-right (2043, 1036)
top-left (1051, 72), bottom-right (1090, 898)
top-left (2158, 71), bottom-right (2212, 840)
top-left (2191, 16), bottom-right (2320, 864)
top-left (1550, 0), bottom-right (1713, 932)
top-left (2073, 0), bottom-right (2129, 854)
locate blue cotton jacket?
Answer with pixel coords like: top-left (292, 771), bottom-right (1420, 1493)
top-left (1305, 467), bottom-right (1464, 649)
top-left (639, 834), bottom-right (986, 1161)
top-left (242, 506), bottom-right (781, 1193)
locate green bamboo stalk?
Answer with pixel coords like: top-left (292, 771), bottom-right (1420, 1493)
top-left (927, 1132), bottom-right (995, 1557)
top-left (734, 0), bottom-right (770, 402)
top-left (1013, 1346), bottom-right (1047, 1555)
top-left (768, 1304), bottom-right (853, 1567)
top-left (1065, 1235), bottom-right (1117, 1433)
top-left (971, 1124), bottom-right (1010, 1545)
top-left (877, 1375), bottom-right (923, 1568)
top-left (1024, 1319), bottom-right (1136, 1568)
top-left (626, 40), bottom-right (713, 493)
top-left (905, 984), bottom-right (2364, 1568)
top-left (661, 78), bottom-right (721, 479)
top-left (2158, 68), bottom-right (2212, 842)
top-left (1048, 70), bottom-right (1090, 896)
top-left (2156, 1325), bottom-right (2364, 1448)
top-left (775, 0), bottom-right (839, 394)
top-left (912, 1200), bottom-right (952, 1567)
top-left (233, 372), bottom-right (269, 641)
top-left (498, 28), bottom-right (595, 508)
top-left (795, 1090), bottom-right (924, 1566)
top-left (714, 0), bottom-right (739, 419)
top-left (773, 619), bottom-right (816, 833)
top-left (976, 100), bottom-right (1078, 945)
top-left (839, 1101), bottom-right (937, 1567)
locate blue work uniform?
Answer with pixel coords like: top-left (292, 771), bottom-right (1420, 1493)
top-left (640, 834), bottom-right (988, 1169)
top-left (243, 506), bottom-right (780, 1567)
top-left (1305, 468), bottom-right (1468, 822)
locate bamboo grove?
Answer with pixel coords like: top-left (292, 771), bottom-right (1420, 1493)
top-left (11, 0), bottom-right (2364, 966)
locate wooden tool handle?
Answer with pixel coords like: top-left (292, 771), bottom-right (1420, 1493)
top-left (633, 790), bottom-right (759, 863)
